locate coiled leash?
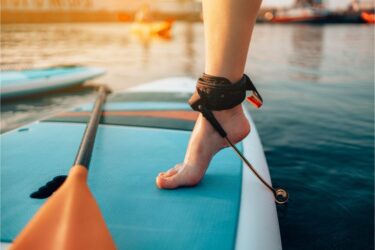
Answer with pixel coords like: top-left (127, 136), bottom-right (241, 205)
top-left (189, 73), bottom-right (288, 204)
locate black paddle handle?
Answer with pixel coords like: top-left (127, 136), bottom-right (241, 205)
top-left (74, 86), bottom-right (110, 168)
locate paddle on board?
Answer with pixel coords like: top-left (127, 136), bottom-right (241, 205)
top-left (10, 86), bottom-right (116, 250)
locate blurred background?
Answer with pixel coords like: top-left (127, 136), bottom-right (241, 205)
top-left (1, 0), bottom-right (374, 249)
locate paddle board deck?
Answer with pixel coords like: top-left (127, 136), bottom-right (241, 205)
top-left (0, 66), bottom-right (105, 99)
top-left (0, 77), bottom-right (281, 250)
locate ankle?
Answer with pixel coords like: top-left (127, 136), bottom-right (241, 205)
top-left (204, 69), bottom-right (243, 83)
top-left (213, 104), bottom-right (244, 119)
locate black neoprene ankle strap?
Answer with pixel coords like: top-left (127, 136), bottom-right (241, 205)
top-left (188, 73), bottom-right (262, 111)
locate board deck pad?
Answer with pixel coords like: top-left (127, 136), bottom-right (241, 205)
top-left (44, 92), bottom-right (200, 131)
top-left (1, 92), bottom-right (244, 249)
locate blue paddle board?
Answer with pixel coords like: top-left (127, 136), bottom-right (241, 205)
top-left (0, 66), bottom-right (105, 99)
top-left (0, 77), bottom-right (281, 250)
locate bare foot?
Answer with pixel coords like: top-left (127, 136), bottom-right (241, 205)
top-left (156, 104), bottom-right (250, 189)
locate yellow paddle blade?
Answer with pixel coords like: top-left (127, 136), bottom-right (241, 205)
top-left (10, 165), bottom-right (116, 250)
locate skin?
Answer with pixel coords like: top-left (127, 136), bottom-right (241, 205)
top-left (156, 0), bottom-right (262, 189)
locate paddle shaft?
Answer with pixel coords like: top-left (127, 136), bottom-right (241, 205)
top-left (30, 86), bottom-right (109, 199)
top-left (74, 86), bottom-right (108, 168)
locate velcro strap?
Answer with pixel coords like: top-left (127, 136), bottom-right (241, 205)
top-left (188, 73), bottom-right (261, 111)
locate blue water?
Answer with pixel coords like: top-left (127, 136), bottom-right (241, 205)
top-left (1, 23), bottom-right (374, 249)
top-left (246, 25), bottom-right (374, 250)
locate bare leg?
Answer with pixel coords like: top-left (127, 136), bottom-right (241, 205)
top-left (156, 0), bottom-right (262, 189)
top-left (204, 0), bottom-right (261, 83)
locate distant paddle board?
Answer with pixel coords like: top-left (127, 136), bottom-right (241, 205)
top-left (0, 66), bottom-right (105, 99)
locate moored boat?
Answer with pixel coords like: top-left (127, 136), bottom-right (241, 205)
top-left (270, 7), bottom-right (328, 24)
top-left (130, 4), bottom-right (173, 39)
top-left (361, 11), bottom-right (375, 23)
top-left (130, 20), bottom-right (173, 37)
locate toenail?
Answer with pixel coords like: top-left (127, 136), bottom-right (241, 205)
top-left (156, 177), bottom-right (163, 188)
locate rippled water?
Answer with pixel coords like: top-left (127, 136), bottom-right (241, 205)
top-left (1, 23), bottom-right (374, 249)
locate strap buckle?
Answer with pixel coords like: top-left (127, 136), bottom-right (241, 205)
top-left (244, 75), bottom-right (263, 108)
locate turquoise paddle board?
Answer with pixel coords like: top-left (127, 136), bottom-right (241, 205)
top-left (0, 77), bottom-right (281, 250)
top-left (0, 66), bottom-right (105, 99)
